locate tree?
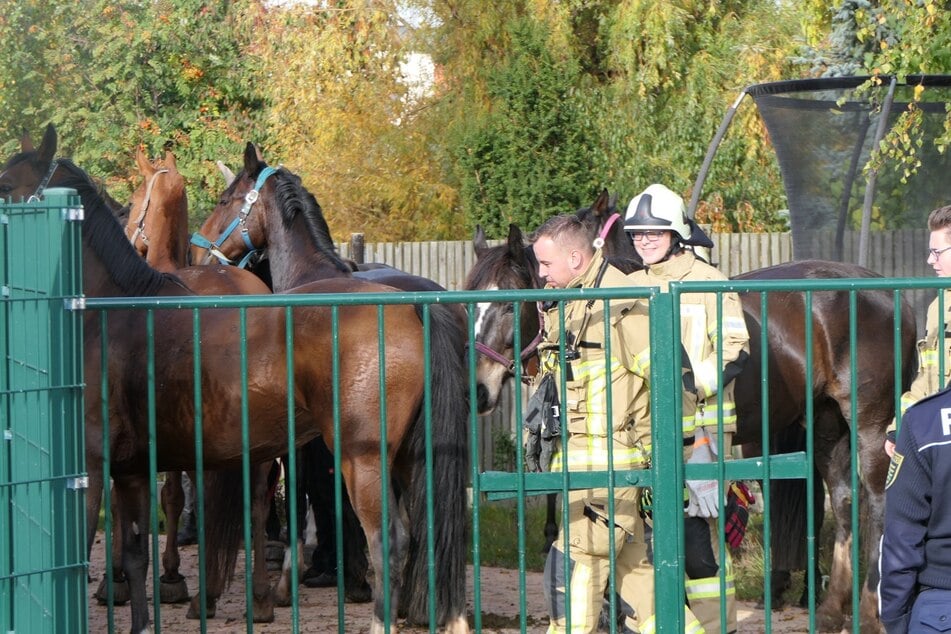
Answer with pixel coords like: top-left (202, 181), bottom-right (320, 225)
top-left (0, 0), bottom-right (268, 223)
top-left (253, 1), bottom-right (461, 241)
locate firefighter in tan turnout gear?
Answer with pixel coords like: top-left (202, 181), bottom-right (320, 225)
top-left (625, 184), bottom-right (750, 634)
top-left (531, 213), bottom-right (703, 633)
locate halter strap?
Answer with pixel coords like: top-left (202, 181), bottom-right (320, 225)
top-left (190, 166), bottom-right (278, 268)
top-left (474, 302), bottom-right (545, 381)
top-left (129, 169), bottom-right (169, 247)
top-left (27, 159), bottom-right (60, 203)
top-left (592, 212), bottom-right (621, 249)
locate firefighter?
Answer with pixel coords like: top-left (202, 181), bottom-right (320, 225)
top-left (530, 213), bottom-right (702, 633)
top-left (885, 204), bottom-right (951, 459)
top-left (624, 184), bottom-right (750, 634)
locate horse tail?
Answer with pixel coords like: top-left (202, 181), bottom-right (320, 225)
top-left (202, 468), bottom-right (245, 592)
top-left (402, 303), bottom-right (469, 626)
top-left (768, 425), bottom-right (825, 575)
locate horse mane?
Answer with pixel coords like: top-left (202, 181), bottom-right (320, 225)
top-left (271, 169), bottom-right (351, 274)
top-left (465, 243), bottom-right (540, 291)
top-left (54, 159), bottom-right (185, 297)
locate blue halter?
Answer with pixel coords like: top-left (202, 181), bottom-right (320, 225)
top-left (191, 166), bottom-right (278, 268)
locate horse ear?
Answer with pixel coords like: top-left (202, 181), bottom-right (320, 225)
top-left (163, 150), bottom-right (177, 170)
top-left (20, 129), bottom-right (34, 152)
top-left (590, 189), bottom-right (610, 217)
top-left (506, 224), bottom-right (523, 256)
top-left (216, 161), bottom-right (236, 187)
top-left (37, 123), bottom-right (57, 165)
top-left (608, 191), bottom-right (618, 212)
top-left (473, 225), bottom-right (488, 257)
top-left (243, 142), bottom-right (261, 175)
top-left (135, 147), bottom-right (154, 176)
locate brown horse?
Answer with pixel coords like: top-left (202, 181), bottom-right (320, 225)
top-left (2, 142), bottom-right (467, 634)
top-left (467, 192), bottom-right (917, 633)
top-left (191, 142), bottom-right (470, 631)
top-left (125, 148), bottom-right (190, 271)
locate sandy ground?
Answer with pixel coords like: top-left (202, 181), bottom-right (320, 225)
top-left (88, 533), bottom-right (815, 633)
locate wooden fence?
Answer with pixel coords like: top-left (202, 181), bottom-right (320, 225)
top-left (337, 228), bottom-right (932, 471)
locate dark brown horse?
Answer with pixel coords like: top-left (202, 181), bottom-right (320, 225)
top-left (1, 146), bottom-right (467, 634)
top-left (191, 143), bottom-right (470, 631)
top-left (467, 192), bottom-right (917, 633)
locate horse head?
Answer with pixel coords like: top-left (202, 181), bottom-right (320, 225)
top-left (193, 142), bottom-right (350, 291)
top-left (576, 188), bottom-right (644, 274)
top-left (464, 223), bottom-right (542, 414)
top-left (127, 148), bottom-right (189, 271)
top-left (0, 123), bottom-right (59, 202)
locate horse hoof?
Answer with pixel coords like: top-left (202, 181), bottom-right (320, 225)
top-left (187, 597), bottom-right (217, 620)
top-left (95, 576), bottom-right (130, 606)
top-left (816, 607), bottom-right (845, 632)
top-left (159, 575), bottom-right (190, 604)
top-left (346, 580), bottom-right (373, 604)
top-left (252, 597), bottom-right (275, 623)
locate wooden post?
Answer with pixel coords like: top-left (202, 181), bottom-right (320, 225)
top-left (350, 233), bottom-right (365, 265)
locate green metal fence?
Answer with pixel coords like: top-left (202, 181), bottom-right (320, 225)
top-left (3, 189), bottom-right (941, 633)
top-left (0, 189), bottom-right (87, 633)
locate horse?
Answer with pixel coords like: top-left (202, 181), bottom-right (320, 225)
top-left (1, 142), bottom-right (468, 634)
top-left (191, 142), bottom-right (471, 631)
top-left (3, 126), bottom-right (283, 615)
top-left (125, 148), bottom-right (189, 271)
top-left (466, 192), bottom-right (917, 633)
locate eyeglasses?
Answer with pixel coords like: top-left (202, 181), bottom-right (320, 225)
top-left (928, 245), bottom-right (951, 259)
top-left (630, 230), bottom-right (666, 243)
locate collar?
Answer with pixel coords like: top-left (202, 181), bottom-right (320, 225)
top-left (564, 249), bottom-right (606, 289)
top-left (644, 251), bottom-right (696, 280)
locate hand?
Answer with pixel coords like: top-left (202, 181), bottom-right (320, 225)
top-left (884, 438), bottom-right (896, 459)
top-left (686, 479), bottom-right (719, 518)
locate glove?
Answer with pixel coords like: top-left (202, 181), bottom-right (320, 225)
top-left (638, 487), bottom-right (653, 520)
top-left (685, 429), bottom-right (720, 518)
top-left (724, 481), bottom-right (755, 548)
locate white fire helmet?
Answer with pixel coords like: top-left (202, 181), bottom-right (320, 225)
top-left (623, 184), bottom-right (691, 241)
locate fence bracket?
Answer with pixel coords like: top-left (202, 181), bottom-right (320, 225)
top-left (64, 297), bottom-right (85, 311)
top-left (67, 476), bottom-right (88, 490)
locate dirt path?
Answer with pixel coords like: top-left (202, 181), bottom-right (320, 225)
top-left (88, 532), bottom-right (814, 632)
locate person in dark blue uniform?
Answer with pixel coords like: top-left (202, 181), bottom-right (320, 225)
top-left (880, 386), bottom-right (951, 633)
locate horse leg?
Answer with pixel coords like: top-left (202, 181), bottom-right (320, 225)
top-left (250, 462), bottom-right (276, 622)
top-left (857, 423), bottom-right (891, 634)
top-left (159, 471), bottom-right (189, 603)
top-left (347, 459), bottom-right (406, 634)
top-left (94, 481), bottom-right (131, 606)
top-left (814, 432), bottom-right (852, 632)
top-left (112, 473), bottom-right (153, 634)
top-left (275, 538), bottom-right (305, 607)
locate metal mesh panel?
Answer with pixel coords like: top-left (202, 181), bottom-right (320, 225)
top-left (749, 76), bottom-right (951, 262)
top-left (0, 189), bottom-right (86, 633)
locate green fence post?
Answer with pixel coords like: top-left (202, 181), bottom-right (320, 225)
top-left (649, 290), bottom-right (686, 633)
top-left (0, 188), bottom-right (87, 633)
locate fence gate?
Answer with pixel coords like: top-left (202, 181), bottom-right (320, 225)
top-left (0, 189), bottom-right (87, 632)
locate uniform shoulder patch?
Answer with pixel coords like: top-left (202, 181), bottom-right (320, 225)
top-left (885, 451), bottom-right (904, 490)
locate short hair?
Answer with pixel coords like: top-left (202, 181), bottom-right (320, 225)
top-left (530, 214), bottom-right (595, 255)
top-left (928, 205), bottom-right (951, 233)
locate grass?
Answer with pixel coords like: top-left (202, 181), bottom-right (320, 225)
top-left (471, 488), bottom-right (839, 605)
top-left (470, 496), bottom-right (550, 571)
